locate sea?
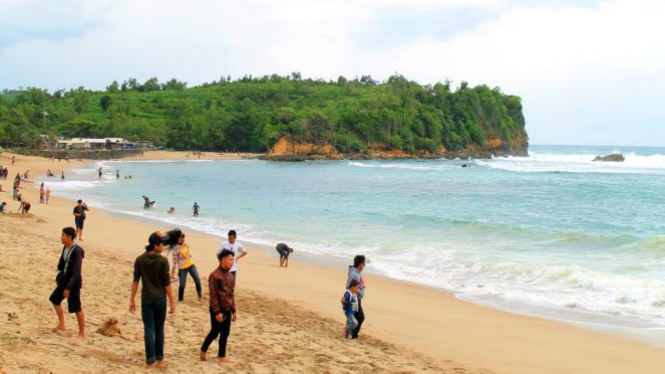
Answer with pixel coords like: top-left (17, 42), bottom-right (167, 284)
top-left (40, 145), bottom-right (665, 344)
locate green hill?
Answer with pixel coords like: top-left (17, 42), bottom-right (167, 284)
top-left (0, 74), bottom-right (528, 156)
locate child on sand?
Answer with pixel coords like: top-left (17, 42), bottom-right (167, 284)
top-left (46, 188), bottom-right (52, 204)
top-left (19, 200), bottom-right (31, 213)
top-left (341, 279), bottom-right (360, 339)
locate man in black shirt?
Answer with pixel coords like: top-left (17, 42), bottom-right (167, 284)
top-left (276, 243), bottom-right (294, 267)
top-left (49, 227), bottom-right (85, 339)
top-left (130, 231), bottom-right (175, 368)
top-left (73, 200), bottom-right (89, 241)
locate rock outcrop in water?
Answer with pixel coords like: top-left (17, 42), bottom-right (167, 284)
top-left (592, 154), bottom-right (625, 162)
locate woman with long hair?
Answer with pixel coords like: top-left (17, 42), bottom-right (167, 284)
top-left (166, 229), bottom-right (202, 301)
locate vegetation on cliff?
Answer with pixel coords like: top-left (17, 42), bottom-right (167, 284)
top-left (0, 74), bottom-right (527, 155)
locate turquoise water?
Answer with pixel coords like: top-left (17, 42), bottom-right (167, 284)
top-left (43, 145), bottom-right (665, 335)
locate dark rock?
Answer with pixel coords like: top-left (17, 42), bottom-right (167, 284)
top-left (592, 154), bottom-right (625, 162)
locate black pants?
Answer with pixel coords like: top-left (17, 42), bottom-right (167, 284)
top-left (352, 298), bottom-right (365, 339)
top-left (200, 309), bottom-right (232, 358)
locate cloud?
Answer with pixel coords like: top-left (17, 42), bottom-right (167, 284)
top-left (0, 0), bottom-right (663, 145)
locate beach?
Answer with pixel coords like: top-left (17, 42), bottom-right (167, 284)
top-left (2, 151), bottom-right (665, 374)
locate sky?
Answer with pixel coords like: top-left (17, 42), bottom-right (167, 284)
top-left (1, 0), bottom-right (663, 146)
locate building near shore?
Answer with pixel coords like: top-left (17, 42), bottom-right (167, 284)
top-left (56, 138), bottom-right (134, 150)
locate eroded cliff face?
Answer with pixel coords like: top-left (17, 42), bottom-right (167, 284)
top-left (267, 136), bottom-right (343, 161)
top-left (264, 135), bottom-right (528, 161)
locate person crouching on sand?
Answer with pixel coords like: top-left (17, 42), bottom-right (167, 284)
top-left (49, 227), bottom-right (85, 339)
top-left (275, 243), bottom-right (294, 267)
top-left (200, 249), bottom-right (237, 363)
top-left (341, 279), bottom-right (360, 339)
top-left (130, 231), bottom-right (175, 369)
top-left (18, 200), bottom-right (30, 213)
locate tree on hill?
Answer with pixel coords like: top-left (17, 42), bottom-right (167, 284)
top-left (0, 74), bottom-right (527, 153)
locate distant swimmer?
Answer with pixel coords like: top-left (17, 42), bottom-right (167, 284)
top-left (98, 167), bottom-right (103, 178)
top-left (167, 207), bottom-right (175, 214)
top-left (116, 170), bottom-right (120, 179)
top-left (143, 195), bottom-right (156, 209)
top-left (61, 171), bottom-right (65, 180)
top-left (193, 202), bottom-right (200, 217)
top-left (275, 243), bottom-right (294, 268)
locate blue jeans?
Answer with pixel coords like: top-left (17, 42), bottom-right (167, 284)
top-left (141, 298), bottom-right (167, 364)
top-left (345, 311), bottom-right (358, 336)
top-left (178, 265), bottom-right (202, 301)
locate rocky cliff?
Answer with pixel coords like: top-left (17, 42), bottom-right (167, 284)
top-left (263, 135), bottom-right (529, 161)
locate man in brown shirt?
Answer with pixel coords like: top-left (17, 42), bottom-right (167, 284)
top-left (200, 249), bottom-right (237, 363)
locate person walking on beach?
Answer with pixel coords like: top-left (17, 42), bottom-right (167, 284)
top-left (199, 249), bottom-right (237, 363)
top-left (341, 279), bottom-right (360, 339)
top-left (49, 227), bottom-right (85, 339)
top-left (167, 229), bottom-right (203, 301)
top-left (129, 231), bottom-right (175, 369)
top-left (11, 156), bottom-right (15, 165)
top-left (12, 179), bottom-right (19, 200)
top-left (193, 202), bottom-right (200, 217)
top-left (98, 167), bottom-right (103, 179)
top-left (73, 200), bottom-right (89, 241)
top-left (346, 255), bottom-right (367, 339)
top-left (61, 171), bottom-right (65, 180)
top-left (216, 230), bottom-right (247, 283)
top-left (276, 243), bottom-right (294, 268)
top-left (40, 183), bottom-right (46, 203)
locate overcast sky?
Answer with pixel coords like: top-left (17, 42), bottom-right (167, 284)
top-left (1, 0), bottom-right (663, 146)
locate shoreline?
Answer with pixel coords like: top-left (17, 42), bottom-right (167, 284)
top-left (72, 197), bottom-right (665, 348)
top-left (2, 151), bottom-right (665, 374)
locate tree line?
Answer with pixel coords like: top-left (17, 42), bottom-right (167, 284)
top-left (0, 74), bottom-right (527, 153)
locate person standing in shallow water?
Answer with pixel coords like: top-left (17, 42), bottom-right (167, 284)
top-left (200, 249), bottom-right (237, 363)
top-left (49, 227), bottom-right (85, 339)
top-left (345, 255), bottom-right (367, 339)
top-left (193, 202), bottom-right (200, 217)
top-left (130, 231), bottom-right (175, 369)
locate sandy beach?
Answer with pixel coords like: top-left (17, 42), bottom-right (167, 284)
top-left (2, 152), bottom-right (665, 374)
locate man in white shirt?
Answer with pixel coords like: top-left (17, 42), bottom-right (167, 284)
top-left (216, 230), bottom-right (247, 284)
